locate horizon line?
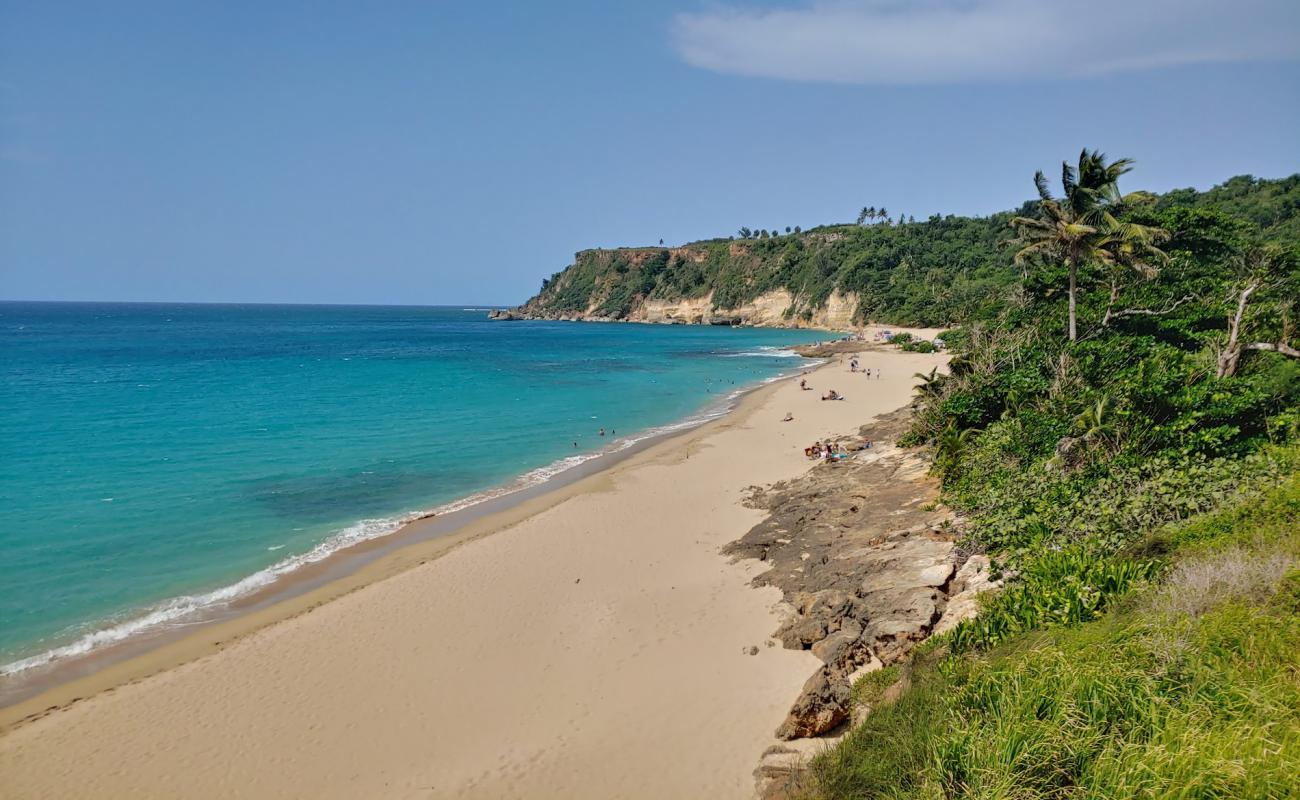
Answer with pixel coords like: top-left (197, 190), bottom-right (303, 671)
top-left (0, 299), bottom-right (521, 309)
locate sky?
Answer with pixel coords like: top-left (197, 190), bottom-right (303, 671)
top-left (2, 0), bottom-right (1299, 305)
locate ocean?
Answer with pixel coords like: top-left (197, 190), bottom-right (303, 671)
top-left (0, 302), bottom-right (826, 677)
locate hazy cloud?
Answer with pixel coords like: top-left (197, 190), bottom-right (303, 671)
top-left (672, 0), bottom-right (1300, 84)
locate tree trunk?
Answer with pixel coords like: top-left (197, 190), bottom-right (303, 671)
top-left (1216, 282), bottom-right (1257, 378)
top-left (1101, 279), bottom-right (1120, 327)
top-left (1067, 255), bottom-right (1078, 342)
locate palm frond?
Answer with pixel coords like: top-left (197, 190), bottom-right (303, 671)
top-left (1034, 171), bottom-right (1053, 203)
top-left (1061, 161), bottom-right (1078, 201)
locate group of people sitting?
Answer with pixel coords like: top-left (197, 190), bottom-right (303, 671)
top-left (821, 389), bottom-right (844, 401)
top-left (805, 440), bottom-right (846, 461)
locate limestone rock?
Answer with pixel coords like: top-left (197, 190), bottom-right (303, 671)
top-left (932, 554), bottom-right (1000, 636)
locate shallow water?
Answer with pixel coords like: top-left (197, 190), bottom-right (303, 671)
top-left (0, 303), bottom-right (825, 674)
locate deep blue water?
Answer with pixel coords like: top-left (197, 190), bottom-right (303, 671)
top-left (0, 303), bottom-right (825, 673)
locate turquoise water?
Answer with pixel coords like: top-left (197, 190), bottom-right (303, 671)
top-left (0, 303), bottom-right (825, 674)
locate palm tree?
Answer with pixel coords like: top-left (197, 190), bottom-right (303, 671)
top-left (1010, 150), bottom-right (1164, 342)
top-left (913, 367), bottom-right (942, 397)
top-left (1074, 395), bottom-right (1119, 454)
top-left (934, 422), bottom-right (979, 476)
top-left (878, 207), bottom-right (888, 224)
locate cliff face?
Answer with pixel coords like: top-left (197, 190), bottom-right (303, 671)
top-left (493, 234), bottom-right (927, 330)
top-left (618, 288), bottom-right (860, 329)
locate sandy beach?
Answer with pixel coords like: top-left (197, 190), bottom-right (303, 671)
top-left (1, 344), bottom-right (947, 799)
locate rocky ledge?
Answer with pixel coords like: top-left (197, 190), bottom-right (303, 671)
top-left (727, 408), bottom-right (998, 796)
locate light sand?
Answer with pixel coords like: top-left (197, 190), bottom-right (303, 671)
top-left (0, 348), bottom-right (947, 799)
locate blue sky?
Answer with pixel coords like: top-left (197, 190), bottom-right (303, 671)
top-left (2, 0), bottom-right (1298, 305)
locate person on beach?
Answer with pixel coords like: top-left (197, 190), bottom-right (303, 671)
top-left (599, 427), bottom-right (605, 436)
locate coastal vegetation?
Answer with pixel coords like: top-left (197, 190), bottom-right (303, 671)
top-left (517, 173), bottom-right (1299, 329)
top-left (796, 154), bottom-right (1300, 798)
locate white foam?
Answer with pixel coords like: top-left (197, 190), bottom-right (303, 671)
top-left (1, 358), bottom-right (815, 678)
top-left (722, 347), bottom-right (802, 358)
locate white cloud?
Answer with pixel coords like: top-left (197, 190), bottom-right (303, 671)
top-left (671, 0), bottom-right (1300, 84)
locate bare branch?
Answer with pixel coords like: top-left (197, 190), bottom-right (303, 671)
top-left (1243, 341), bottom-right (1300, 358)
top-left (1104, 295), bottom-right (1196, 325)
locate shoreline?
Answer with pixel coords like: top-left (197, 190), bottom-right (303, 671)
top-left (1, 343), bottom-right (948, 799)
top-left (0, 357), bottom-right (815, 716)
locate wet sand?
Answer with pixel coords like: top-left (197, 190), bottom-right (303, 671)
top-left (0, 345), bottom-right (947, 799)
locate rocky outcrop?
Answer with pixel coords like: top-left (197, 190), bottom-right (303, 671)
top-left (729, 408), bottom-right (995, 745)
top-left (488, 288), bottom-right (863, 331)
top-left (932, 554), bottom-right (998, 636)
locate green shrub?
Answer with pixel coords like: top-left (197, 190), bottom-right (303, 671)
top-left (945, 548), bottom-right (1159, 653)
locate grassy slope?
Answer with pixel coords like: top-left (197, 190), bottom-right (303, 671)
top-left (810, 473), bottom-right (1300, 800)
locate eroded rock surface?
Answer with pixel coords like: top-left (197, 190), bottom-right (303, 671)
top-left (728, 408), bottom-right (988, 744)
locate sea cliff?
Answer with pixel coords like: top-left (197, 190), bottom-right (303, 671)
top-left (490, 216), bottom-right (1018, 330)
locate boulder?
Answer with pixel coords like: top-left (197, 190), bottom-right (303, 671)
top-left (810, 629), bottom-right (859, 665)
top-left (776, 668), bottom-right (852, 740)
